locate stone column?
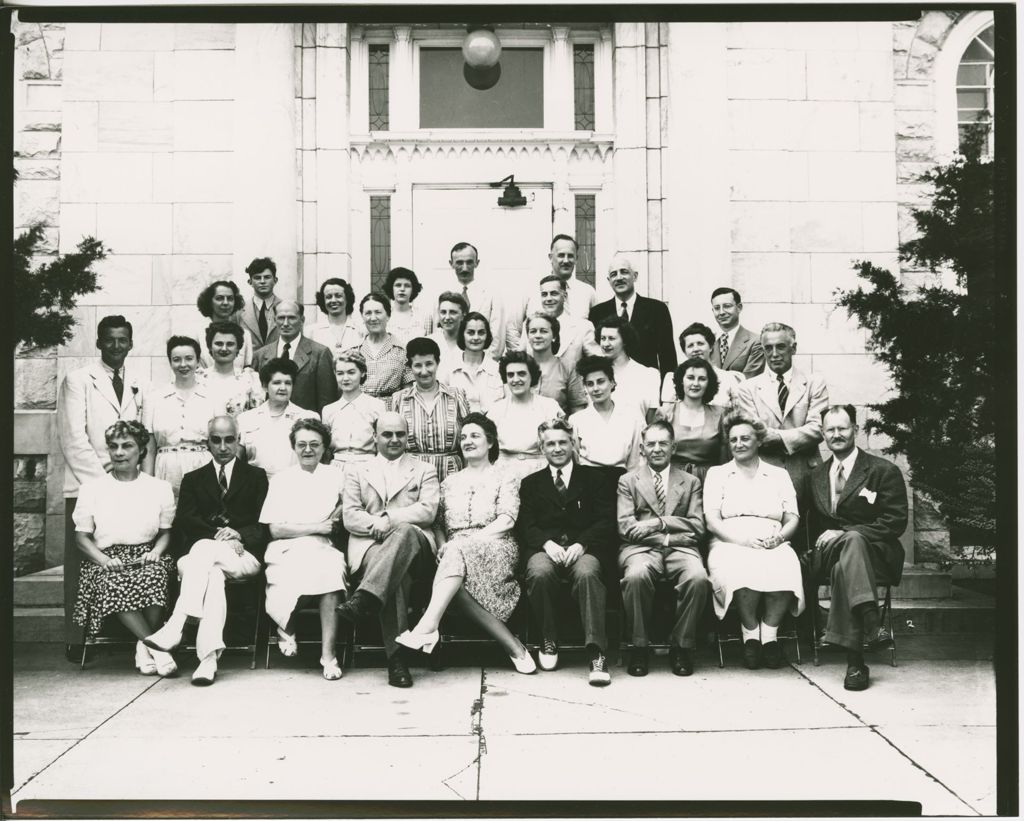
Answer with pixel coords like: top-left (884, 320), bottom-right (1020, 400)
top-left (390, 27), bottom-right (414, 131)
top-left (612, 23), bottom-right (648, 286)
top-left (548, 27), bottom-right (573, 131)
top-left (232, 24), bottom-right (299, 299)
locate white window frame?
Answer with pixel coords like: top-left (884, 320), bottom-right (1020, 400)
top-left (933, 10), bottom-right (995, 160)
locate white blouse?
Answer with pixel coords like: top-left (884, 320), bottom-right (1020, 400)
top-left (703, 459), bottom-right (798, 521)
top-left (308, 317), bottom-right (366, 360)
top-left (142, 384), bottom-right (221, 450)
top-left (260, 463), bottom-right (347, 525)
top-left (569, 402), bottom-right (645, 471)
top-left (73, 472), bottom-right (176, 549)
top-left (612, 358), bottom-right (661, 415)
top-left (237, 402), bottom-right (319, 477)
top-left (321, 392), bottom-right (387, 456)
top-left (487, 394), bottom-right (565, 457)
top-left (388, 303), bottom-right (435, 347)
top-left (440, 355), bottom-right (505, 413)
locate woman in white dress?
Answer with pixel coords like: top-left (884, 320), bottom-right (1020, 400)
top-left (199, 321), bottom-right (264, 418)
top-left (259, 418), bottom-right (347, 681)
top-left (195, 280), bottom-right (255, 369)
top-left (320, 350), bottom-right (386, 474)
top-left (486, 350), bottom-right (564, 479)
top-left (525, 313), bottom-right (587, 415)
top-left (308, 277), bottom-right (364, 359)
top-left (73, 420), bottom-right (178, 677)
top-left (705, 413), bottom-right (803, 671)
top-left (384, 267), bottom-right (433, 346)
top-left (237, 358), bottom-right (318, 477)
top-left (142, 336), bottom-right (219, 500)
top-left (595, 316), bottom-right (661, 417)
top-left (441, 312), bottom-right (504, 412)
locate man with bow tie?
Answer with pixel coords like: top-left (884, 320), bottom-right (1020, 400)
top-left (144, 416), bottom-right (269, 686)
top-left (734, 322), bottom-right (829, 490)
top-left (517, 418), bottom-right (618, 686)
top-left (800, 405), bottom-right (908, 692)
top-left (58, 315), bottom-right (147, 657)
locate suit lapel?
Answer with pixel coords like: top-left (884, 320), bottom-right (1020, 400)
top-left (813, 459), bottom-right (832, 516)
top-left (291, 337), bottom-right (311, 372)
top-left (222, 460), bottom-right (245, 503)
top-left (724, 327), bottom-right (746, 370)
top-left (387, 455), bottom-right (418, 501)
top-left (756, 374), bottom-right (784, 422)
top-left (784, 369), bottom-right (808, 419)
top-left (635, 470), bottom-right (661, 515)
top-left (88, 364), bottom-right (122, 413)
top-left (836, 453), bottom-right (870, 509)
top-left (665, 465), bottom-right (687, 513)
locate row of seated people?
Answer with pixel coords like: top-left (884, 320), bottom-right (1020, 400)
top-left (73, 399), bottom-right (907, 695)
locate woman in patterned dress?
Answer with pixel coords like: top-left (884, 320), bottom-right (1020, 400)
top-left (199, 321), bottom-right (264, 418)
top-left (654, 357), bottom-right (729, 485)
top-left (388, 336), bottom-right (470, 483)
top-left (396, 413), bottom-right (535, 674)
top-left (384, 267), bottom-right (434, 346)
top-left (355, 292), bottom-right (414, 400)
top-left (308, 277), bottom-right (365, 359)
top-left (73, 420), bottom-right (178, 677)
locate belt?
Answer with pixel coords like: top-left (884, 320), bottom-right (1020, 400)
top-left (158, 444), bottom-right (207, 454)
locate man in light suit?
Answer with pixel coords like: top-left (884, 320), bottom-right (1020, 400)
top-left (239, 257), bottom-right (282, 348)
top-left (57, 315), bottom-right (147, 656)
top-left (590, 255), bottom-right (677, 380)
top-left (734, 322), bottom-right (829, 490)
top-left (801, 405), bottom-right (908, 692)
top-left (144, 416), bottom-right (269, 686)
top-left (338, 412), bottom-right (440, 688)
top-left (251, 300), bottom-right (338, 415)
top-left (708, 287), bottom-right (765, 379)
top-left (617, 420), bottom-right (709, 677)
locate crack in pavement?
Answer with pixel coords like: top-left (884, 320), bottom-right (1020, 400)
top-left (791, 663), bottom-right (983, 816)
top-left (439, 667), bottom-right (487, 800)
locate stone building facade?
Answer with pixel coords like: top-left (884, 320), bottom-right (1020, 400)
top-left (12, 13), bottom-right (996, 575)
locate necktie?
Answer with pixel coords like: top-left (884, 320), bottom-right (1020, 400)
top-left (653, 471), bottom-right (666, 515)
top-left (777, 372), bottom-right (789, 414)
top-left (619, 301), bottom-right (629, 323)
top-left (282, 340), bottom-right (291, 361)
top-left (833, 463), bottom-right (846, 514)
top-left (462, 285), bottom-right (471, 311)
top-left (111, 368), bottom-right (124, 405)
top-left (258, 302), bottom-right (268, 343)
top-left (554, 468), bottom-right (567, 500)
top-left (718, 334), bottom-right (729, 366)
top-left (219, 464), bottom-right (229, 496)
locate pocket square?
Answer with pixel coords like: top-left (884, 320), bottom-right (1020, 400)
top-left (859, 488), bottom-right (877, 504)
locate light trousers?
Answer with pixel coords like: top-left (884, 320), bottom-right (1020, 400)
top-left (619, 545), bottom-right (710, 649)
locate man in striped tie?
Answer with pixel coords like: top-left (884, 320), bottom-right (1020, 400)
top-left (617, 420), bottom-right (709, 677)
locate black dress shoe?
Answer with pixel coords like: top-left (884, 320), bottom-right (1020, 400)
top-left (387, 652), bottom-right (414, 688)
top-left (761, 640), bottom-right (785, 669)
top-left (843, 663), bottom-right (870, 691)
top-left (627, 647), bottom-right (649, 677)
top-left (742, 639), bottom-right (762, 670)
top-left (863, 628), bottom-right (895, 653)
top-left (671, 647), bottom-right (694, 676)
top-left (335, 590), bottom-right (380, 624)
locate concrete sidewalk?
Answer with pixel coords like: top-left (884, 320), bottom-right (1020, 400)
top-left (11, 636), bottom-right (995, 814)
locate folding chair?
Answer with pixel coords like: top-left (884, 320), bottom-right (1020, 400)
top-left (810, 582), bottom-right (896, 667)
top-left (180, 572), bottom-right (266, 670)
top-left (79, 621), bottom-right (139, 669)
top-left (714, 603), bottom-right (803, 668)
top-left (265, 591), bottom-right (353, 669)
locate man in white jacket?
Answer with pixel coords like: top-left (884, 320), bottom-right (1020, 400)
top-left (57, 315), bottom-right (147, 655)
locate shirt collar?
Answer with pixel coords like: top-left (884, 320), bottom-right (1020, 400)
top-left (619, 292), bottom-right (638, 316)
top-left (649, 463), bottom-right (671, 486)
top-left (550, 461), bottom-right (573, 485)
top-left (215, 458), bottom-right (237, 485)
top-left (278, 333), bottom-right (302, 354)
top-left (719, 325), bottom-right (738, 346)
top-left (773, 366), bottom-right (794, 386)
top-left (832, 447), bottom-right (859, 476)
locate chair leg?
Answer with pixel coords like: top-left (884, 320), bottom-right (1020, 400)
top-left (715, 628), bottom-right (724, 668)
top-left (80, 642), bottom-right (88, 670)
top-left (810, 600), bottom-right (820, 666)
top-left (250, 600), bottom-right (262, 671)
top-left (884, 586), bottom-right (896, 667)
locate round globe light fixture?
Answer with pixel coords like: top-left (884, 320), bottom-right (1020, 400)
top-left (462, 28), bottom-right (502, 69)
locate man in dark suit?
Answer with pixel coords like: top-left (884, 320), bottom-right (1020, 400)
top-left (801, 405), bottom-right (908, 692)
top-left (708, 287), bottom-right (765, 378)
top-left (517, 418), bottom-right (618, 686)
top-left (239, 257), bottom-right (282, 348)
top-left (617, 420), bottom-right (709, 677)
top-left (144, 416), bottom-right (269, 685)
top-left (589, 254), bottom-right (677, 379)
top-left (252, 300), bottom-right (338, 414)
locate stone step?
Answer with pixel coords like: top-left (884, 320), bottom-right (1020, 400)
top-left (818, 567), bottom-right (952, 601)
top-left (821, 584), bottom-right (995, 636)
top-left (13, 567), bottom-right (64, 607)
top-left (13, 607), bottom-right (64, 642)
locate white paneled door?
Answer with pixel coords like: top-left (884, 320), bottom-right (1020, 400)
top-left (411, 185), bottom-right (554, 310)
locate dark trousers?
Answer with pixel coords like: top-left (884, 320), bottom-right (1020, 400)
top-left (525, 552), bottom-right (607, 651)
top-left (619, 546), bottom-right (710, 649)
top-left (355, 523), bottom-right (429, 657)
top-left (64, 498), bottom-right (85, 646)
top-left (809, 531), bottom-right (886, 650)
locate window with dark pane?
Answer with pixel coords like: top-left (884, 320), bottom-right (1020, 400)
top-left (956, 25), bottom-right (994, 156)
top-left (370, 196), bottom-right (391, 293)
top-left (573, 44), bottom-right (595, 131)
top-left (369, 44), bottom-right (390, 131)
top-left (574, 194), bottom-right (596, 289)
top-left (419, 48), bottom-right (543, 128)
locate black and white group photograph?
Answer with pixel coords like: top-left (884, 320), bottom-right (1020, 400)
top-left (4, 2), bottom-right (1015, 816)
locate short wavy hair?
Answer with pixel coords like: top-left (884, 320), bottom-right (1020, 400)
top-left (457, 312), bottom-right (493, 351)
top-left (359, 291), bottom-right (392, 316)
top-left (316, 278), bottom-right (356, 315)
top-left (576, 354), bottom-right (615, 383)
top-left (525, 312), bottom-right (561, 355)
top-left (288, 417), bottom-right (332, 452)
top-left (595, 315), bottom-right (641, 360)
top-left (672, 357), bottom-right (719, 405)
top-left (197, 280), bottom-right (244, 318)
top-left (205, 320), bottom-right (244, 352)
top-left (245, 257), bottom-right (277, 278)
top-left (679, 321), bottom-right (715, 350)
top-left (437, 290), bottom-right (469, 315)
top-left (104, 420), bottom-right (151, 460)
top-left (335, 350), bottom-right (368, 385)
top-left (722, 411), bottom-right (767, 444)
top-left (537, 416), bottom-right (574, 441)
top-left (760, 322), bottom-right (796, 343)
top-left (460, 411), bottom-right (500, 463)
top-left (498, 350), bottom-right (541, 387)
top-left (642, 419), bottom-right (675, 442)
top-left (97, 314), bottom-right (133, 341)
top-left (166, 335), bottom-right (201, 360)
top-left (384, 267), bottom-right (423, 302)
top-left (405, 336), bottom-right (441, 366)
top-left (258, 356), bottom-right (298, 387)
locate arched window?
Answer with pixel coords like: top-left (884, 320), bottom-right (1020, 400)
top-left (955, 25), bottom-right (994, 156)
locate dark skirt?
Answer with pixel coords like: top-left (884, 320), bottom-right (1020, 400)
top-left (72, 542), bottom-right (173, 638)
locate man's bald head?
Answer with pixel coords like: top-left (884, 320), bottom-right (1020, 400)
top-left (607, 254), bottom-right (638, 300)
top-left (274, 300), bottom-right (304, 341)
top-left (374, 411), bottom-right (409, 460)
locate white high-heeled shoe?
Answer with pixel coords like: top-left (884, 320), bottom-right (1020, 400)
top-left (277, 629), bottom-right (299, 657)
top-left (134, 641), bottom-right (157, 676)
top-left (395, 629), bottom-right (440, 654)
top-left (510, 647), bottom-right (537, 675)
top-left (321, 657), bottom-right (343, 681)
top-left (149, 648), bottom-right (178, 678)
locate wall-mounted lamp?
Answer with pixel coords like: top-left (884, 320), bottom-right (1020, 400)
top-left (492, 174), bottom-right (527, 207)
top-left (462, 27), bottom-right (502, 90)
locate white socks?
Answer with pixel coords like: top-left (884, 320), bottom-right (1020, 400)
top-left (760, 621), bottom-right (778, 643)
top-left (741, 624), bottom-right (760, 643)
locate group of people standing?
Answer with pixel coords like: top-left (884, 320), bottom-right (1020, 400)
top-left (58, 236), bottom-right (909, 694)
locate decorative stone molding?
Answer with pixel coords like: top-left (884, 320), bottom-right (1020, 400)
top-left (350, 135), bottom-right (615, 164)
